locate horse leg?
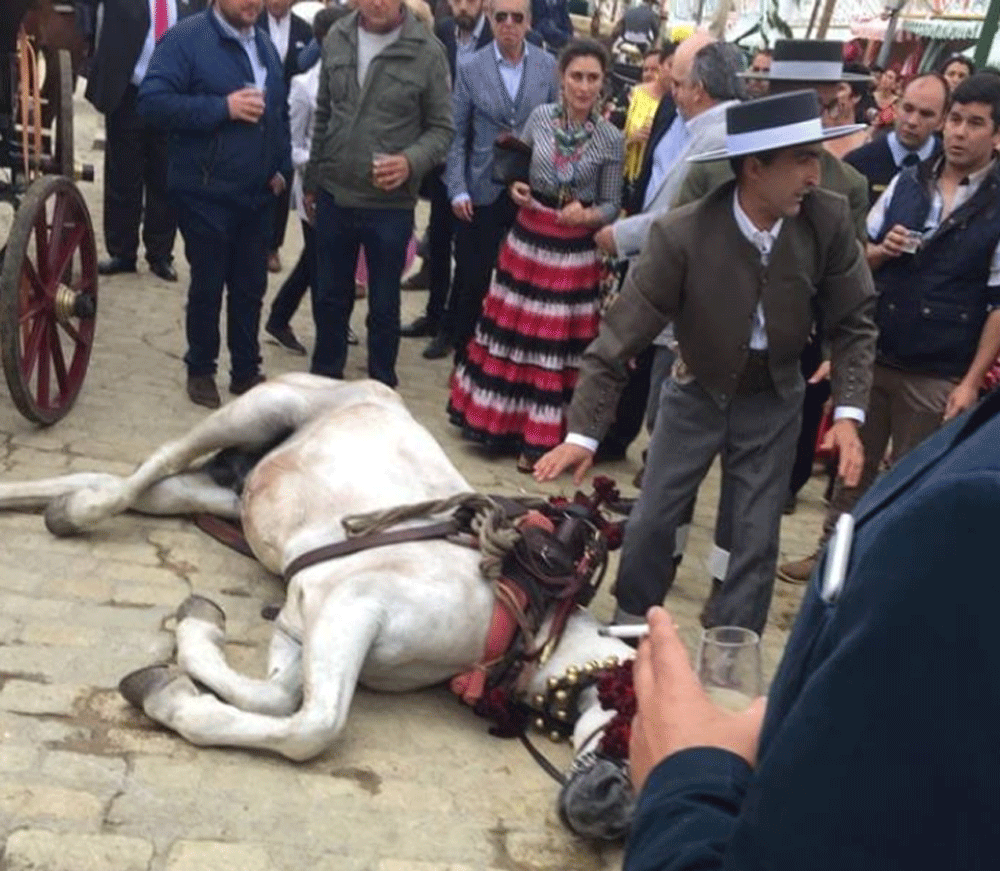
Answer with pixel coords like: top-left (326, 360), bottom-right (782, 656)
top-left (121, 588), bottom-right (383, 761)
top-left (43, 377), bottom-right (353, 536)
top-left (174, 595), bottom-right (302, 715)
top-left (0, 469), bottom-right (240, 519)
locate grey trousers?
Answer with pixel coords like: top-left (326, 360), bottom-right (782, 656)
top-left (615, 376), bottom-right (804, 634)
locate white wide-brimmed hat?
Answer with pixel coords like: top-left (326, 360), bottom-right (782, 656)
top-left (689, 90), bottom-right (867, 163)
top-left (741, 39), bottom-right (872, 83)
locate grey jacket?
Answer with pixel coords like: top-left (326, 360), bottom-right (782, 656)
top-left (444, 42), bottom-right (557, 206)
top-left (567, 182), bottom-right (877, 440)
top-left (611, 100), bottom-right (736, 259)
top-left (304, 8), bottom-right (454, 209)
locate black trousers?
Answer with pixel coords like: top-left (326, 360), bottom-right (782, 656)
top-left (270, 183), bottom-right (291, 252)
top-left (422, 167), bottom-right (455, 326)
top-left (103, 84), bottom-right (176, 263)
top-left (177, 200), bottom-right (269, 381)
top-left (267, 218), bottom-right (314, 331)
top-left (789, 334), bottom-right (832, 497)
top-left (447, 192), bottom-right (518, 353)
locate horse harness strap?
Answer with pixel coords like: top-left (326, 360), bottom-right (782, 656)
top-left (282, 519), bottom-right (462, 582)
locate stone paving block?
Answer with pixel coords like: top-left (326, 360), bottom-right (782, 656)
top-left (40, 750), bottom-right (128, 793)
top-left (0, 783), bottom-right (104, 823)
top-left (164, 840), bottom-right (272, 871)
top-left (0, 743), bottom-right (38, 773)
top-left (376, 862), bottom-right (506, 871)
top-left (19, 622), bottom-right (109, 648)
top-left (0, 680), bottom-right (83, 716)
top-left (2, 829), bottom-right (153, 871)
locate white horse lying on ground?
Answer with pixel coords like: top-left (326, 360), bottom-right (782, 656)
top-left (0, 374), bottom-right (635, 840)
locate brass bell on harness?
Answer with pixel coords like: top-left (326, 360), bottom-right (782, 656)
top-left (534, 717), bottom-right (547, 732)
top-left (533, 693), bottom-right (546, 708)
top-left (554, 689), bottom-right (568, 703)
top-left (549, 730), bottom-right (564, 743)
top-left (547, 676), bottom-right (560, 690)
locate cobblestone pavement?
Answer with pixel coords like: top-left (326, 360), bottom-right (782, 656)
top-left (0, 90), bottom-right (826, 871)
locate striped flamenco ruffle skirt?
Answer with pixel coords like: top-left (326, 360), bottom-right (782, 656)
top-left (448, 203), bottom-right (602, 457)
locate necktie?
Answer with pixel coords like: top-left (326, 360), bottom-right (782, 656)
top-left (902, 153), bottom-right (920, 168)
top-left (154, 0), bottom-right (169, 41)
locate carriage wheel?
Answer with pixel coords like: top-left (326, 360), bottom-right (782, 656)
top-left (0, 175), bottom-right (98, 424)
top-left (50, 49), bottom-right (75, 179)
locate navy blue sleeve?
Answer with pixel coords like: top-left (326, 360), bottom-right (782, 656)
top-left (138, 31), bottom-right (229, 131)
top-left (624, 748), bottom-right (751, 871)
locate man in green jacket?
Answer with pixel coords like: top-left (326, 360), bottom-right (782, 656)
top-left (303, 0), bottom-right (453, 388)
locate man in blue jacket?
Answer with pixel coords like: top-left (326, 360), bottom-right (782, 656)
top-left (139, 0), bottom-right (292, 408)
top-left (626, 383), bottom-right (1000, 871)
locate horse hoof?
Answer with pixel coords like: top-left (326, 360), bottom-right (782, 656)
top-left (177, 594), bottom-right (226, 629)
top-left (119, 663), bottom-right (179, 710)
top-left (559, 757), bottom-right (635, 841)
top-left (43, 494), bottom-right (83, 537)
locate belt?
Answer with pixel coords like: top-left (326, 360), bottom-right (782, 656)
top-left (735, 349), bottom-right (774, 397)
top-left (530, 190), bottom-right (594, 209)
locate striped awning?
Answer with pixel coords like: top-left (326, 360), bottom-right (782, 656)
top-left (901, 17), bottom-right (983, 40)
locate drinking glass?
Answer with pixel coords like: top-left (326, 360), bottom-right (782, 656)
top-left (696, 626), bottom-right (763, 712)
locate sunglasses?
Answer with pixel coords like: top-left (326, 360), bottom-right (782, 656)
top-left (494, 11), bottom-right (524, 23)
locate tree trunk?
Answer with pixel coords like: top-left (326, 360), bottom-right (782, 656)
top-left (815, 0), bottom-right (837, 39)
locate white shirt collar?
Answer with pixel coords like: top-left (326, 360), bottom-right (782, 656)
top-left (494, 40), bottom-right (526, 68)
top-left (886, 130), bottom-right (937, 167)
top-left (213, 7), bottom-right (254, 41)
top-left (732, 189), bottom-right (782, 252)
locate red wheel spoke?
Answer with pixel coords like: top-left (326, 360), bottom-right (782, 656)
top-left (49, 224), bottom-right (85, 286)
top-left (21, 259), bottom-right (48, 300)
top-left (48, 193), bottom-right (68, 277)
top-left (35, 316), bottom-right (51, 407)
top-left (17, 298), bottom-right (49, 326)
top-left (18, 308), bottom-right (46, 383)
top-left (33, 209), bottom-right (50, 283)
top-left (48, 320), bottom-right (69, 394)
top-left (56, 316), bottom-right (89, 347)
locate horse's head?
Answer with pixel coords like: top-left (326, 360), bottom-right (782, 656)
top-left (559, 750), bottom-right (634, 840)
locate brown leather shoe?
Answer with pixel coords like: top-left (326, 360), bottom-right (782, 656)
top-left (187, 375), bottom-right (220, 409)
top-left (777, 552), bottom-right (818, 584)
top-left (228, 373), bottom-right (266, 396)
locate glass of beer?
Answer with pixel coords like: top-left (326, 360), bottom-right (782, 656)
top-left (697, 626), bottom-right (763, 712)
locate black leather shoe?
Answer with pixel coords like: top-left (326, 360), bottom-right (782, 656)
top-left (400, 264), bottom-right (429, 290)
top-left (228, 373), bottom-right (266, 396)
top-left (265, 324), bottom-right (307, 355)
top-left (98, 256), bottom-right (137, 275)
top-left (187, 375), bottom-right (220, 409)
top-left (422, 332), bottom-right (453, 360)
top-left (400, 315), bottom-right (438, 338)
top-left (148, 259), bottom-right (178, 282)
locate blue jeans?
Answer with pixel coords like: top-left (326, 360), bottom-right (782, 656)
top-left (177, 199), bottom-right (269, 382)
top-left (310, 191), bottom-right (413, 388)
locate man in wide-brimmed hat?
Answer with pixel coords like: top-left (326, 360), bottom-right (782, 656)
top-left (667, 39), bottom-right (873, 598)
top-left (534, 90), bottom-right (877, 637)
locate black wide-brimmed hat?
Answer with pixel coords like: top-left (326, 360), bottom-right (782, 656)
top-left (740, 39), bottom-right (872, 82)
top-left (689, 90), bottom-right (867, 162)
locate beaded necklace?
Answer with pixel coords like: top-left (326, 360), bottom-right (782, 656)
top-left (550, 103), bottom-right (597, 205)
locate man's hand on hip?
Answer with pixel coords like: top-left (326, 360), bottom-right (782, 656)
top-left (269, 173), bottom-right (286, 196)
top-left (452, 199), bottom-right (474, 221)
top-left (944, 380), bottom-right (979, 421)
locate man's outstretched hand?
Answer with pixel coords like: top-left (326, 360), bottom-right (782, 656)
top-left (820, 418), bottom-right (864, 488)
top-left (532, 442), bottom-right (594, 484)
top-left (630, 607), bottom-right (767, 791)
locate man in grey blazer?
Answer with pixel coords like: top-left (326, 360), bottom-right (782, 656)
top-left (535, 92), bottom-right (878, 635)
top-left (442, 0), bottom-right (558, 357)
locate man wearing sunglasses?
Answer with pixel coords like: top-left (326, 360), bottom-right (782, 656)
top-left (442, 0), bottom-right (558, 360)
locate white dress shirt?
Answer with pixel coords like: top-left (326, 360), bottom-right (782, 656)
top-left (132, 0), bottom-right (177, 85)
top-left (268, 12), bottom-right (291, 62)
top-left (733, 191), bottom-right (864, 425)
top-left (494, 41), bottom-right (526, 103)
top-left (213, 8), bottom-right (267, 89)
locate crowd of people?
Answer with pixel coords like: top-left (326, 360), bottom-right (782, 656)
top-left (79, 0), bottom-right (1000, 863)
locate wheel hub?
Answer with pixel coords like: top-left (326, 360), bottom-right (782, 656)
top-left (55, 283), bottom-right (96, 322)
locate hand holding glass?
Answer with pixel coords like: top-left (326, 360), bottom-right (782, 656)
top-left (697, 626), bottom-right (763, 712)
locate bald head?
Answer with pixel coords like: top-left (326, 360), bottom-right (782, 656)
top-left (671, 31), bottom-right (714, 83)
